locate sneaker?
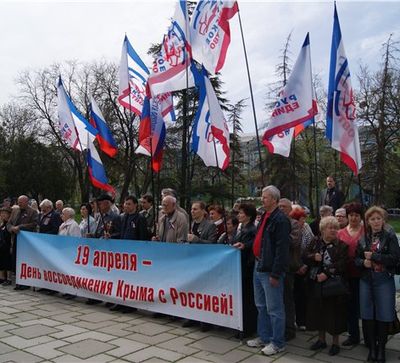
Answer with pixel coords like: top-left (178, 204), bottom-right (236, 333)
top-left (246, 337), bottom-right (268, 348)
top-left (261, 343), bottom-right (285, 356)
top-left (298, 325), bottom-right (306, 331)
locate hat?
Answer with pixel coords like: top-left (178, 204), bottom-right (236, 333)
top-left (0, 206), bottom-right (12, 214)
top-left (96, 194), bottom-right (113, 202)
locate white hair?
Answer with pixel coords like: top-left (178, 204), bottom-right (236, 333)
top-left (39, 199), bottom-right (53, 209)
top-left (62, 207), bottom-right (75, 219)
top-left (262, 185), bottom-right (281, 201)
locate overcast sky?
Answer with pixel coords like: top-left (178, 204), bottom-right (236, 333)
top-left (0, 0), bottom-right (399, 133)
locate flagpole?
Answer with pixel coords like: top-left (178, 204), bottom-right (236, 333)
top-left (237, 10), bottom-right (265, 186)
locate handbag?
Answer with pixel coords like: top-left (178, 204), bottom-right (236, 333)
top-left (388, 312), bottom-right (400, 335)
top-left (314, 275), bottom-right (349, 298)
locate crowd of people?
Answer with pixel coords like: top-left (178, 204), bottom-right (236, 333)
top-left (0, 176), bottom-right (399, 362)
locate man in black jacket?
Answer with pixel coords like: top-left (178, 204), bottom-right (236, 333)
top-left (247, 186), bottom-right (291, 356)
top-left (321, 176), bottom-right (344, 213)
top-left (120, 196), bottom-right (148, 241)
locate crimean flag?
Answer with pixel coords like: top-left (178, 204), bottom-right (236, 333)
top-left (118, 35), bottom-right (149, 116)
top-left (326, 4), bottom-right (362, 175)
top-left (262, 33), bottom-right (317, 141)
top-left (147, 0), bottom-right (194, 96)
top-left (191, 63), bottom-right (230, 170)
top-left (57, 76), bottom-right (97, 151)
top-left (190, 0), bottom-right (238, 74)
top-left (90, 96), bottom-right (118, 158)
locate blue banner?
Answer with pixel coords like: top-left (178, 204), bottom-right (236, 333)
top-left (16, 232), bottom-right (243, 329)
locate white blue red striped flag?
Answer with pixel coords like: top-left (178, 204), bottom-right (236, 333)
top-left (326, 4), bottom-right (361, 175)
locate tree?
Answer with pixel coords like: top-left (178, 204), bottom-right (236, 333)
top-left (357, 35), bottom-right (400, 205)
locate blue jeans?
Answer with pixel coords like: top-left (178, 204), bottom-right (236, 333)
top-left (253, 264), bottom-right (285, 348)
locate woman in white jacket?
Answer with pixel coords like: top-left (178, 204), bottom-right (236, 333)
top-left (58, 208), bottom-right (81, 237)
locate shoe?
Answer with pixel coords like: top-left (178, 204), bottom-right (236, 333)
top-left (121, 306), bottom-right (137, 314)
top-left (298, 325), bottom-right (306, 331)
top-left (200, 323), bottom-right (212, 332)
top-left (329, 344), bottom-right (340, 356)
top-left (310, 340), bottom-right (327, 350)
top-left (63, 294), bottom-right (76, 300)
top-left (1, 280), bottom-right (12, 286)
top-left (86, 299), bottom-right (101, 305)
top-left (182, 319), bottom-right (197, 328)
top-left (152, 312), bottom-right (164, 318)
top-left (109, 304), bottom-right (122, 311)
top-left (18, 285), bottom-right (30, 291)
top-left (105, 302), bottom-right (114, 307)
top-left (247, 337), bottom-right (268, 348)
top-left (342, 338), bottom-right (359, 346)
top-left (261, 343), bottom-right (285, 356)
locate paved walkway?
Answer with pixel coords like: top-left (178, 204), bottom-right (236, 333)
top-left (0, 285), bottom-right (399, 362)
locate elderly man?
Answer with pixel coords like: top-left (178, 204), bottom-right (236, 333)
top-left (321, 176), bottom-right (344, 213)
top-left (161, 188), bottom-right (189, 222)
top-left (91, 194), bottom-right (120, 239)
top-left (7, 195), bottom-right (38, 290)
top-left (153, 196), bottom-right (188, 243)
top-left (39, 199), bottom-right (62, 235)
top-left (278, 198), bottom-right (302, 341)
top-left (247, 186), bottom-right (291, 356)
top-left (55, 200), bottom-right (64, 215)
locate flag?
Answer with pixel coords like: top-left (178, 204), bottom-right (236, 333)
top-left (190, 0), bottom-right (238, 74)
top-left (87, 139), bottom-right (115, 194)
top-left (262, 33), bottom-right (318, 141)
top-left (135, 86), bottom-right (175, 172)
top-left (263, 87), bottom-right (318, 157)
top-left (90, 96), bottom-right (118, 158)
top-left (57, 77), bottom-right (97, 151)
top-left (118, 35), bottom-right (149, 116)
top-left (191, 64), bottom-right (230, 170)
top-left (147, 1), bottom-right (194, 95)
top-left (326, 4), bottom-right (361, 175)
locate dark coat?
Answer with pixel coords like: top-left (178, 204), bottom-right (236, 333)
top-left (39, 210), bottom-right (63, 235)
top-left (321, 187), bottom-right (344, 212)
top-left (7, 206), bottom-right (38, 234)
top-left (303, 237), bottom-right (349, 335)
top-left (355, 229), bottom-right (400, 279)
top-left (93, 211), bottom-right (121, 239)
top-left (0, 222), bottom-right (12, 270)
top-left (256, 207), bottom-right (291, 279)
top-left (140, 207), bottom-right (154, 237)
top-left (120, 212), bottom-right (149, 241)
top-left (190, 218), bottom-right (217, 244)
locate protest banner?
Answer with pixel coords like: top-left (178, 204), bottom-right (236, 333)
top-left (16, 231), bottom-right (242, 330)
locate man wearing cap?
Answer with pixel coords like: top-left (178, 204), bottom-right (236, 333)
top-left (90, 194), bottom-right (121, 239)
top-left (7, 195), bottom-right (38, 290)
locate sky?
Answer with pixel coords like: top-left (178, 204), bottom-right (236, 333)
top-left (0, 0), bottom-right (399, 134)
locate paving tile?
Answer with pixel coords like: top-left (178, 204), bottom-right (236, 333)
top-left (58, 339), bottom-right (117, 359)
top-left (123, 346), bottom-right (184, 362)
top-left (0, 306), bottom-right (20, 314)
top-left (284, 344), bottom-right (316, 357)
top-left (64, 331), bottom-right (116, 343)
top-left (158, 336), bottom-right (200, 355)
top-left (106, 337), bottom-right (148, 357)
top-left (33, 308), bottom-right (72, 317)
top-left (193, 348), bottom-right (253, 362)
top-left (5, 311), bottom-right (40, 323)
top-left (127, 322), bottom-right (173, 336)
top-left (239, 353), bottom-right (275, 363)
top-left (0, 324), bottom-right (18, 339)
top-left (274, 353), bottom-right (328, 362)
top-left (24, 340), bottom-right (69, 359)
top-left (175, 357), bottom-right (208, 363)
top-left (314, 351), bottom-right (364, 362)
top-left (49, 324), bottom-right (89, 339)
top-left (0, 341), bottom-right (15, 354)
top-left (8, 324), bottom-right (60, 339)
top-left (141, 358), bottom-right (169, 363)
top-left (17, 318), bottom-right (63, 327)
top-left (79, 312), bottom-right (116, 323)
top-left (189, 336), bottom-right (241, 354)
top-left (51, 311), bottom-right (83, 324)
top-left (387, 337), bottom-right (400, 351)
top-left (0, 349), bottom-right (43, 363)
top-left (97, 323), bottom-right (133, 337)
top-left (124, 333), bottom-right (177, 346)
top-left (0, 311), bottom-right (16, 320)
top-left (74, 320), bottom-right (115, 330)
top-left (36, 302), bottom-right (72, 312)
top-left (53, 354), bottom-right (88, 362)
top-left (0, 335), bottom-right (55, 349)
